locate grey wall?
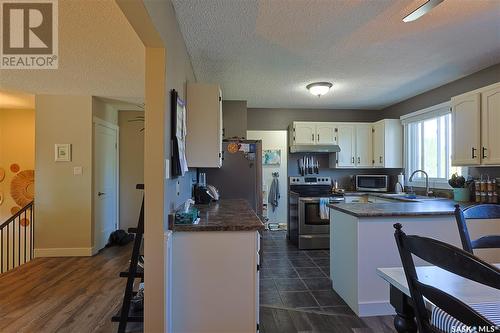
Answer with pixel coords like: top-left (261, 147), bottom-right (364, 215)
top-left (247, 108), bottom-right (380, 131)
top-left (223, 100), bottom-right (247, 139)
top-left (382, 63), bottom-right (500, 119)
top-left (380, 63), bottom-right (500, 181)
top-left (145, 0), bottom-right (198, 213)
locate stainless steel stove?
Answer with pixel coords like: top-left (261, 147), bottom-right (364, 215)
top-left (288, 176), bottom-right (344, 249)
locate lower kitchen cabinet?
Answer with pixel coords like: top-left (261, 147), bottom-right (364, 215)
top-left (171, 231), bottom-right (260, 333)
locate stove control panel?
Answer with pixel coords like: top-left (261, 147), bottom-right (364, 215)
top-left (289, 176), bottom-right (331, 185)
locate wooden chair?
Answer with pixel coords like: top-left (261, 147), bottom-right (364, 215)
top-left (454, 204), bottom-right (500, 254)
top-left (393, 223), bottom-right (500, 333)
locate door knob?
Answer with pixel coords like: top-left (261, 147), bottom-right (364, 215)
top-left (98, 192), bottom-right (105, 196)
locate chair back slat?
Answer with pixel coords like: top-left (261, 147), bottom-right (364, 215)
top-left (455, 204), bottom-right (500, 254)
top-left (414, 280), bottom-right (494, 328)
top-left (393, 223), bottom-right (500, 332)
top-left (405, 235), bottom-right (500, 290)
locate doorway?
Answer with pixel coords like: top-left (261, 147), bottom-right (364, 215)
top-left (93, 118), bottom-right (119, 252)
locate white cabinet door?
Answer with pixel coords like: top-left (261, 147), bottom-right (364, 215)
top-left (451, 93), bottom-right (481, 166)
top-left (355, 124), bottom-right (373, 167)
top-left (316, 123), bottom-right (337, 145)
top-left (293, 122), bottom-right (316, 145)
top-left (337, 125), bottom-right (356, 167)
top-left (481, 85), bottom-right (500, 165)
top-left (372, 121), bottom-right (385, 167)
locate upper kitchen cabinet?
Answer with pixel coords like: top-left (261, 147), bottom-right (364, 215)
top-left (451, 92), bottom-right (481, 166)
top-left (372, 119), bottom-right (403, 168)
top-left (480, 83), bottom-right (500, 165)
top-left (289, 122), bottom-right (337, 145)
top-left (336, 124), bottom-right (356, 167)
top-left (354, 124), bottom-right (373, 168)
top-left (451, 82), bottom-right (500, 166)
top-left (291, 122), bottom-right (316, 145)
top-left (186, 83), bottom-right (223, 168)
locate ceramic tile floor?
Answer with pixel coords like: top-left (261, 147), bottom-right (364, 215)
top-left (259, 230), bottom-right (396, 333)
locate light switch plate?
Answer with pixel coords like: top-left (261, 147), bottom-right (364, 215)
top-left (73, 166), bottom-right (82, 175)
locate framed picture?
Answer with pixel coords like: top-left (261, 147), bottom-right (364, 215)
top-left (263, 149), bottom-right (281, 165)
top-left (55, 144), bottom-right (71, 162)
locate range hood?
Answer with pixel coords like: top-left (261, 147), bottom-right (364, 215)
top-left (290, 144), bottom-right (341, 153)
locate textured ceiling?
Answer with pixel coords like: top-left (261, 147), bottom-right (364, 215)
top-left (172, 0), bottom-right (500, 109)
top-left (0, 0), bottom-right (144, 103)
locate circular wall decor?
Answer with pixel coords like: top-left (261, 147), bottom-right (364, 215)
top-left (10, 164), bottom-right (20, 173)
top-left (11, 206), bottom-right (21, 215)
top-left (10, 170), bottom-right (34, 207)
top-left (0, 167), bottom-right (5, 182)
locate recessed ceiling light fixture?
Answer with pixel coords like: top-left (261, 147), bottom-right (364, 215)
top-left (306, 82), bottom-right (333, 97)
top-left (403, 0), bottom-right (444, 23)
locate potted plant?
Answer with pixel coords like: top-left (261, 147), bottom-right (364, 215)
top-left (448, 173), bottom-right (471, 202)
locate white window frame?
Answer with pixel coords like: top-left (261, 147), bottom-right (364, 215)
top-left (401, 101), bottom-right (457, 190)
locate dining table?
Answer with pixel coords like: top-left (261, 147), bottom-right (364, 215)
top-left (377, 264), bottom-right (500, 333)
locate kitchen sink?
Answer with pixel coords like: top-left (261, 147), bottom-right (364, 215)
top-left (380, 193), bottom-right (447, 202)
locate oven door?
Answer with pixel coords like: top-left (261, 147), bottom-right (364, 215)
top-left (298, 198), bottom-right (329, 234)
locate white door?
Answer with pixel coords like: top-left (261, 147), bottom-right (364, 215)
top-left (337, 125), bottom-right (356, 167)
top-left (481, 84), bottom-right (500, 165)
top-left (316, 123), bottom-right (337, 145)
top-left (451, 93), bottom-right (481, 166)
top-left (293, 122), bottom-right (316, 145)
top-left (355, 124), bottom-right (373, 167)
top-left (94, 122), bottom-right (119, 251)
top-left (372, 121), bottom-right (385, 167)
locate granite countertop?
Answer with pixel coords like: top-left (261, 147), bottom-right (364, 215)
top-left (172, 199), bottom-right (265, 232)
top-left (328, 199), bottom-right (474, 217)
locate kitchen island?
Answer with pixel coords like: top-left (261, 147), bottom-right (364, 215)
top-left (171, 199), bottom-right (264, 333)
top-left (328, 199), bottom-right (500, 317)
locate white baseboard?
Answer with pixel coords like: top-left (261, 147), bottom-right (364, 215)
top-left (34, 247), bottom-right (94, 257)
top-left (358, 301), bottom-right (396, 317)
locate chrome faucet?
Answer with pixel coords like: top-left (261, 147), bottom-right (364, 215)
top-left (408, 170), bottom-right (433, 196)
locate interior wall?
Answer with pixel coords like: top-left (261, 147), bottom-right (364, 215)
top-left (118, 111), bottom-right (145, 230)
top-left (0, 109), bottom-right (35, 222)
top-left (381, 63), bottom-right (500, 119)
top-left (92, 98), bottom-right (119, 125)
top-left (223, 101), bottom-right (247, 139)
top-left (247, 131), bottom-right (288, 224)
top-left (35, 95), bottom-right (94, 256)
top-left (247, 108), bottom-right (381, 131)
top-left (143, 0), bottom-right (197, 215)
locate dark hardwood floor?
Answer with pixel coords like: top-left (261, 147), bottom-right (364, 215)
top-left (0, 243), bottom-right (142, 333)
top-left (260, 230), bottom-right (397, 333)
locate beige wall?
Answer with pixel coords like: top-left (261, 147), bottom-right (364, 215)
top-left (118, 111), bottom-right (144, 230)
top-left (35, 95), bottom-right (94, 256)
top-left (92, 98), bottom-right (119, 125)
top-left (0, 109), bottom-right (35, 222)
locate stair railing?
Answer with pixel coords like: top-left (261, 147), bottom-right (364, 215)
top-left (0, 201), bottom-right (34, 273)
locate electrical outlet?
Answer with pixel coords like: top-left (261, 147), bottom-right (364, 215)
top-left (73, 166), bottom-right (82, 175)
top-left (165, 159), bottom-right (170, 179)
top-left (176, 180), bottom-right (180, 196)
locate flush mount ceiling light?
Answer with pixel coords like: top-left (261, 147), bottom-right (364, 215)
top-left (403, 0), bottom-right (444, 23)
top-left (306, 82), bottom-right (333, 97)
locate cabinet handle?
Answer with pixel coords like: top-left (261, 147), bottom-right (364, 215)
top-left (482, 147), bottom-right (488, 159)
top-left (312, 134), bottom-right (314, 141)
top-left (471, 147), bottom-right (477, 159)
top-left (379, 156), bottom-right (382, 163)
top-left (317, 134), bottom-right (320, 141)
top-left (357, 157), bottom-right (361, 164)
top-left (351, 157), bottom-right (355, 164)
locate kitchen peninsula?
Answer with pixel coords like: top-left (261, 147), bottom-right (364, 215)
top-left (171, 199), bottom-right (264, 333)
top-left (328, 199), bottom-right (500, 317)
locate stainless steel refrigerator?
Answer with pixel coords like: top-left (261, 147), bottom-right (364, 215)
top-left (201, 140), bottom-right (263, 217)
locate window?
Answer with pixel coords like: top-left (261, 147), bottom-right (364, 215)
top-left (402, 102), bottom-right (464, 189)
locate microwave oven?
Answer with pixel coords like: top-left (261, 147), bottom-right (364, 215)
top-left (355, 175), bottom-right (389, 192)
